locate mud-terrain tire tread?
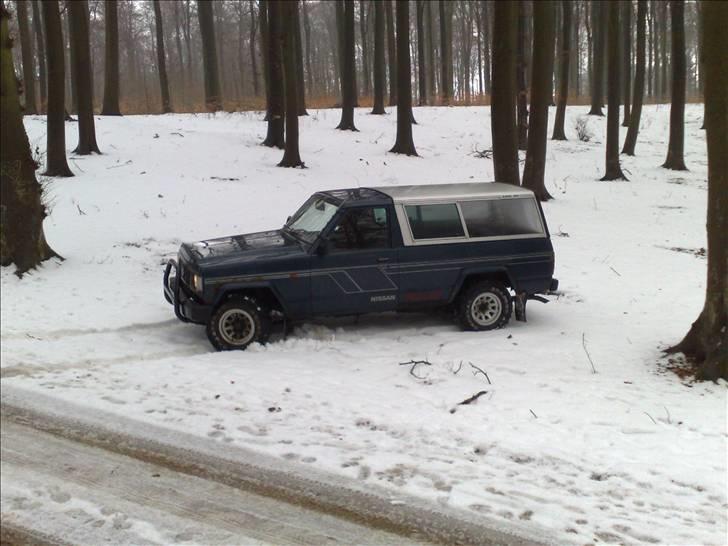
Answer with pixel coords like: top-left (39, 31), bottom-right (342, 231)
top-left (207, 298), bottom-right (271, 351)
top-left (458, 281), bottom-right (513, 331)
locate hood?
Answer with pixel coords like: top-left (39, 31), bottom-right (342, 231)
top-left (181, 230), bottom-right (307, 269)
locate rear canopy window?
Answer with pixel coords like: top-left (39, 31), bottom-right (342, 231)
top-left (405, 204), bottom-right (465, 239)
top-left (459, 198), bottom-right (544, 238)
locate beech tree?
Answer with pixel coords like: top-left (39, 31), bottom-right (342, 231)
top-left (622, 0), bottom-right (631, 127)
top-left (371, 0), bottom-right (385, 114)
top-left (153, 0), bottom-right (172, 113)
top-left (197, 0), bottom-right (222, 112)
top-left (552, 0), bottom-right (571, 141)
top-left (41, 0), bottom-right (72, 177)
top-left (623, 0), bottom-right (646, 156)
top-left (278, 0), bottom-right (303, 168)
top-left (68, 0), bottom-right (100, 155)
top-left (15, 0), bottom-right (36, 114)
top-left (101, 0), bottom-right (120, 115)
top-left (667, 0), bottom-right (727, 380)
top-left (588, 0), bottom-right (605, 116)
top-left (522, 0), bottom-right (554, 201)
top-left (416, 0), bottom-right (426, 106)
top-left (262, 0), bottom-right (284, 147)
top-left (336, 0), bottom-right (357, 131)
top-left (601, 0), bottom-right (626, 180)
top-left (490, 0), bottom-right (519, 186)
top-left (1, 4), bottom-right (59, 274)
top-left (663, 0), bottom-right (687, 171)
top-left (516, 0), bottom-right (528, 149)
top-left (31, 0), bottom-right (46, 112)
top-left (293, 0), bottom-right (307, 116)
top-left (389, 0), bottom-right (416, 156)
top-left (385, 0), bottom-right (397, 106)
top-left (439, 1), bottom-right (451, 105)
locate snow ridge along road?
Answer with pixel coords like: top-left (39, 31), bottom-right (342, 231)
top-left (1, 384), bottom-right (552, 546)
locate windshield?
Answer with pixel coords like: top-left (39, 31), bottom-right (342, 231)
top-left (284, 195), bottom-right (340, 244)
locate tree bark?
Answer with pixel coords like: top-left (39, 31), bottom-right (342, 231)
top-left (622, 0), bottom-right (632, 126)
top-left (15, 0), bottom-right (36, 114)
top-left (552, 0), bottom-right (571, 140)
top-left (385, 0), bottom-right (397, 106)
top-left (173, 1), bottom-right (186, 104)
top-left (101, 0), bottom-right (121, 115)
top-left (425, 0), bottom-right (435, 102)
top-left (371, 0), bottom-right (385, 114)
top-left (416, 0), bottom-right (426, 106)
top-left (302, 0), bottom-right (312, 93)
top-left (588, 0), bottom-right (605, 115)
top-left (662, 0), bottom-right (687, 170)
top-left (360, 0), bottom-right (370, 97)
top-left (249, 0), bottom-right (259, 96)
top-left (278, 0), bottom-right (303, 168)
top-left (260, 0), bottom-right (271, 118)
top-left (667, 0), bottom-right (728, 380)
top-left (659, 0), bottom-right (668, 101)
top-left (600, 0), bottom-right (627, 180)
top-left (1, 5), bottom-right (59, 275)
top-left (263, 0), bottom-right (284, 147)
top-left (68, 0), bottom-right (100, 155)
top-left (490, 0), bottom-right (520, 186)
top-left (41, 0), bottom-right (72, 176)
top-left (31, 0), bottom-right (46, 112)
top-left (622, 0), bottom-right (646, 156)
top-left (516, 0), bottom-right (528, 150)
top-left (389, 0), bottom-right (416, 156)
top-left (439, 0), bottom-right (450, 105)
top-left (337, 0), bottom-right (357, 130)
top-left (522, 0), bottom-right (555, 201)
top-left (293, 0), bottom-right (307, 115)
top-left (153, 0), bottom-right (172, 113)
top-left (197, 0), bottom-right (222, 112)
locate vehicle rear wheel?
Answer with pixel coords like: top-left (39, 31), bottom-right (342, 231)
top-left (458, 281), bottom-right (512, 331)
top-left (207, 298), bottom-right (270, 351)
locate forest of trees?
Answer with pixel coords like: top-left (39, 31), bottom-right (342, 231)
top-left (2, 0), bottom-right (725, 380)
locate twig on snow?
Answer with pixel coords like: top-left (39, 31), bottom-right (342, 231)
top-left (453, 360), bottom-right (463, 375)
top-left (582, 333), bottom-right (597, 374)
top-left (663, 406), bottom-right (671, 424)
top-left (107, 160), bottom-right (133, 170)
top-left (76, 204), bottom-right (86, 216)
top-left (469, 362), bottom-right (491, 384)
top-left (644, 412), bottom-right (657, 425)
top-left (529, 409), bottom-right (538, 419)
top-left (399, 359), bottom-right (431, 379)
top-left (459, 390), bottom-right (489, 406)
top-left (609, 266), bottom-right (622, 277)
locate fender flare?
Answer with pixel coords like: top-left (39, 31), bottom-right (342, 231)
top-left (212, 281), bottom-right (290, 315)
top-left (448, 267), bottom-right (517, 304)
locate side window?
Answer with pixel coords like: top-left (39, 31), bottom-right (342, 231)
top-left (328, 207), bottom-right (390, 251)
top-left (460, 198), bottom-right (544, 237)
top-left (405, 203), bottom-right (465, 240)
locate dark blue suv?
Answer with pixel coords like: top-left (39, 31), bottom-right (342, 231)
top-left (164, 183), bottom-right (558, 350)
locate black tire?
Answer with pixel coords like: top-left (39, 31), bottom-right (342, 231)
top-left (458, 281), bottom-right (512, 331)
top-left (207, 298), bottom-right (271, 351)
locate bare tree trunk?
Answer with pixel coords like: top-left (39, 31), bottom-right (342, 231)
top-left (416, 0), bottom-right (426, 106)
top-left (1, 4), bottom-right (59, 274)
top-left (659, 0), bottom-right (668, 101)
top-left (302, 0), bottom-right (312, 94)
top-left (623, 0), bottom-right (646, 156)
top-left (622, 0), bottom-right (631, 126)
top-left (249, 0), bottom-right (259, 96)
top-left (32, 0), bottom-right (47, 111)
top-left (490, 0), bottom-right (520, 186)
top-left (278, 0), bottom-right (303, 167)
top-left (173, 1), bottom-right (186, 105)
top-left (648, 0), bottom-right (654, 98)
top-left (152, 0), bottom-right (172, 113)
top-left (337, 0), bottom-right (357, 130)
top-left (15, 0), bottom-right (37, 114)
top-left (197, 0), bottom-right (222, 112)
top-left (552, 0), bottom-right (571, 140)
top-left (293, 0), bottom-right (307, 115)
top-left (522, 0), bottom-right (555, 201)
top-left (425, 0), bottom-right (435, 102)
top-left (385, 0), bottom-right (397, 106)
top-left (588, 0), bottom-right (605, 115)
top-left (516, 0), bottom-right (528, 150)
top-left (371, 0), bottom-right (385, 114)
top-left (600, 0), bottom-right (627, 180)
top-left (68, 0), bottom-right (100, 155)
top-left (263, 0), bottom-right (284, 147)
top-left (260, 0), bottom-right (271, 117)
top-left (183, 0), bottom-right (193, 90)
top-left (389, 0), bottom-right (416, 156)
top-left (662, 0), bottom-right (687, 170)
top-left (360, 0), bottom-right (370, 97)
top-left (667, 0), bottom-right (727, 380)
top-left (439, 0), bottom-right (450, 105)
top-left (41, 0), bottom-right (72, 176)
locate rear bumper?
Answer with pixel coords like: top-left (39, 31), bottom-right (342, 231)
top-left (163, 260), bottom-right (211, 324)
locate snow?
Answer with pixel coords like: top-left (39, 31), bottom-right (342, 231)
top-left (2, 104), bottom-right (726, 545)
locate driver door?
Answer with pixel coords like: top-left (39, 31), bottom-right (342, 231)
top-left (311, 206), bottom-right (398, 316)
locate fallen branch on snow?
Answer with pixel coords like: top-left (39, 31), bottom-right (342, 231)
top-left (399, 359), bottom-right (431, 379)
top-left (582, 333), bottom-right (597, 374)
top-left (469, 362), bottom-right (491, 384)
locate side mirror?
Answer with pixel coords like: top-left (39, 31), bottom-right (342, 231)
top-left (286, 215), bottom-right (292, 224)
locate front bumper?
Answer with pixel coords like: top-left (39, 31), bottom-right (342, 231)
top-left (163, 259), bottom-right (211, 324)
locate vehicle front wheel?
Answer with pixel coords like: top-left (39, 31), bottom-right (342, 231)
top-left (458, 281), bottom-right (512, 331)
top-left (207, 298), bottom-right (270, 351)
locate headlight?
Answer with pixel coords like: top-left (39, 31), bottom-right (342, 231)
top-left (191, 273), bottom-right (204, 294)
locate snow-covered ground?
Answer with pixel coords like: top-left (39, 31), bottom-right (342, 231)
top-left (2, 104), bottom-right (726, 545)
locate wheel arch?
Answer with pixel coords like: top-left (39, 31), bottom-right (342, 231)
top-left (449, 268), bottom-right (515, 304)
top-left (212, 283), bottom-right (287, 315)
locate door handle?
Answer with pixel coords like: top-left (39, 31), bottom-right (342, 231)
top-left (377, 257), bottom-right (390, 263)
